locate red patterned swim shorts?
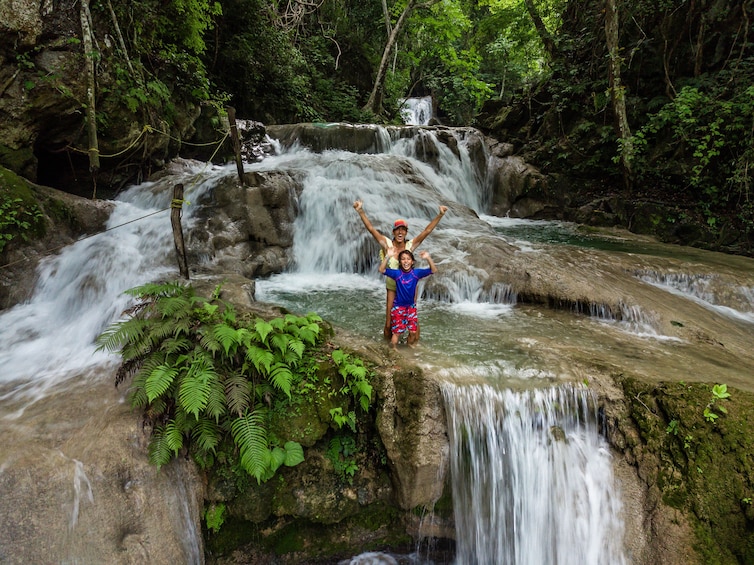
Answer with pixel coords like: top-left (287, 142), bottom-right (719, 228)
top-left (390, 305), bottom-right (418, 334)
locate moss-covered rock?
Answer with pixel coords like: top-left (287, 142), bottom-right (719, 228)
top-left (620, 378), bottom-right (754, 564)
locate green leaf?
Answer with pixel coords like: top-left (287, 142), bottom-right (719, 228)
top-left (192, 419), bottom-right (221, 452)
top-left (269, 363), bottom-right (293, 397)
top-left (254, 320), bottom-right (273, 343)
top-left (145, 364), bottom-right (179, 402)
top-left (230, 410), bottom-right (271, 482)
top-left (164, 420), bottom-right (184, 454)
top-left (246, 345), bottom-right (274, 374)
top-left (148, 426), bottom-right (173, 469)
top-left (283, 441), bottom-right (304, 467)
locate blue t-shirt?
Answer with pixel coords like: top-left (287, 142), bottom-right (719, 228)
top-left (383, 268), bottom-right (433, 307)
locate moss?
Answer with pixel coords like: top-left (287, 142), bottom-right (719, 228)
top-left (621, 378), bottom-right (754, 562)
top-left (0, 166), bottom-right (46, 251)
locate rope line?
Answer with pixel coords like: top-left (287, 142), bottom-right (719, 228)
top-left (66, 123), bottom-right (230, 158)
top-left (0, 206), bottom-right (172, 270)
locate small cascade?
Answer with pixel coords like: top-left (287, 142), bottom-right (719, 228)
top-left (399, 96), bottom-right (433, 125)
top-left (0, 162), bottom-right (225, 401)
top-left (442, 382), bottom-right (626, 565)
top-left (637, 270), bottom-right (754, 323)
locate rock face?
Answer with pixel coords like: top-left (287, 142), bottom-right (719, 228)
top-left (0, 171), bottom-right (113, 310)
top-left (0, 378), bottom-right (205, 565)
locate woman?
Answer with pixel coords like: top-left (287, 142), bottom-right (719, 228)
top-left (353, 200), bottom-right (448, 340)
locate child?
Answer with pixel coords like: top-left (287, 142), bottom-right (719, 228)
top-left (353, 200), bottom-right (448, 340)
top-left (379, 247), bottom-right (437, 349)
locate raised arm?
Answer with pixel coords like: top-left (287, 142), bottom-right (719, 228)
top-left (379, 247), bottom-right (397, 274)
top-left (411, 205), bottom-right (448, 248)
top-left (419, 250), bottom-right (437, 273)
top-left (354, 200), bottom-right (388, 249)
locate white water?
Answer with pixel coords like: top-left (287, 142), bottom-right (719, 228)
top-left (400, 96), bottom-right (434, 125)
top-left (6, 124), bottom-right (754, 563)
top-left (443, 384), bottom-right (626, 565)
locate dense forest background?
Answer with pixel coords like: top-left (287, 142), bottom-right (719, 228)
top-left (1, 0), bottom-right (753, 253)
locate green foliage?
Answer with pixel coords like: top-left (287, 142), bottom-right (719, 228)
top-left (204, 502), bottom-right (226, 533)
top-left (0, 196), bottom-right (43, 253)
top-left (631, 85), bottom-right (754, 231)
top-left (325, 434), bottom-right (359, 484)
top-left (625, 378), bottom-right (754, 562)
top-left (704, 383), bottom-right (731, 422)
top-left (331, 349), bottom-right (372, 413)
top-left (96, 281), bottom-right (327, 483)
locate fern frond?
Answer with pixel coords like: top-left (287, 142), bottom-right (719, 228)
top-left (253, 319), bottom-right (273, 344)
top-left (225, 374), bottom-right (251, 416)
top-left (269, 363), bottom-right (293, 398)
top-left (145, 364), bottom-right (179, 402)
top-left (245, 345), bottom-right (274, 375)
top-left (297, 323), bottom-right (320, 345)
top-left (205, 376), bottom-right (227, 421)
top-left (192, 419), bottom-right (221, 453)
top-left (178, 354), bottom-right (215, 418)
top-left (147, 426), bottom-right (173, 469)
top-left (212, 323), bottom-right (243, 356)
top-left (164, 420), bottom-right (184, 455)
top-left (155, 294), bottom-right (193, 318)
top-left (160, 335), bottom-right (193, 356)
top-left (287, 338), bottom-right (305, 360)
top-left (230, 409), bottom-right (271, 482)
top-left (270, 333), bottom-right (289, 355)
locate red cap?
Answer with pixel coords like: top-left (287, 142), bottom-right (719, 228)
top-left (393, 219), bottom-right (408, 231)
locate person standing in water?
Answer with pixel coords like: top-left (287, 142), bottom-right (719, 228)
top-left (353, 200), bottom-right (448, 339)
top-left (379, 248), bottom-right (437, 349)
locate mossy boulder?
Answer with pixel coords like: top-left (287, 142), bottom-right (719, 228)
top-left (620, 378), bottom-right (754, 564)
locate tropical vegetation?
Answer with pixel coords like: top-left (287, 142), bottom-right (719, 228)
top-left (96, 281), bottom-right (373, 483)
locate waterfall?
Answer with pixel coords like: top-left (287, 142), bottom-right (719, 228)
top-left (400, 96), bottom-right (433, 125)
top-left (442, 383), bottom-right (627, 565)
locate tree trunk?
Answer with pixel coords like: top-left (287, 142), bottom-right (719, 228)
top-left (79, 0), bottom-right (100, 195)
top-left (605, 0), bottom-right (633, 190)
top-left (364, 0), bottom-right (439, 115)
top-left (524, 0), bottom-right (556, 60)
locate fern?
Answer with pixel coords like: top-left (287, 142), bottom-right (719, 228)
top-left (269, 363), bottom-right (293, 398)
top-left (145, 363), bottom-right (179, 402)
top-left (192, 419), bottom-right (221, 453)
top-left (245, 345), bottom-right (274, 375)
top-left (231, 409), bottom-right (272, 482)
top-left (148, 426), bottom-right (174, 469)
top-left (178, 353), bottom-right (214, 418)
top-left (225, 373), bottom-right (252, 416)
top-left (99, 281), bottom-right (369, 484)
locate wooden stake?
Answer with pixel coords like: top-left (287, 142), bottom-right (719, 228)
top-left (226, 106), bottom-right (245, 186)
top-left (171, 183), bottom-right (190, 280)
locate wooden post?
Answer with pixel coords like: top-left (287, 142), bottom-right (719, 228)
top-left (226, 106), bottom-right (245, 186)
top-left (171, 183), bottom-right (190, 280)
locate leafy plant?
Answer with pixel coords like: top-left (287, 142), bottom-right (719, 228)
top-left (204, 502), bottom-right (226, 533)
top-left (0, 196), bottom-right (44, 253)
top-left (331, 349), bottom-right (373, 414)
top-left (326, 435), bottom-right (359, 484)
top-left (96, 281), bottom-right (325, 483)
top-left (704, 383), bottom-right (731, 423)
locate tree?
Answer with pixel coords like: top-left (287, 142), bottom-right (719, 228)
top-left (605, 0), bottom-right (633, 189)
top-left (364, 0), bottom-right (442, 115)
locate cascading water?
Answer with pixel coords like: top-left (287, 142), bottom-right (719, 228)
top-left (5, 122), bottom-right (754, 563)
top-left (400, 96), bottom-right (434, 125)
top-left (442, 383), bottom-right (626, 565)
top-left (0, 160), bottom-right (225, 564)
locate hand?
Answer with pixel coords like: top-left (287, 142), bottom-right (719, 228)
top-left (439, 205), bottom-right (448, 215)
top-left (419, 250), bottom-right (430, 260)
top-left (353, 200), bottom-right (363, 212)
top-left (387, 247), bottom-right (398, 258)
